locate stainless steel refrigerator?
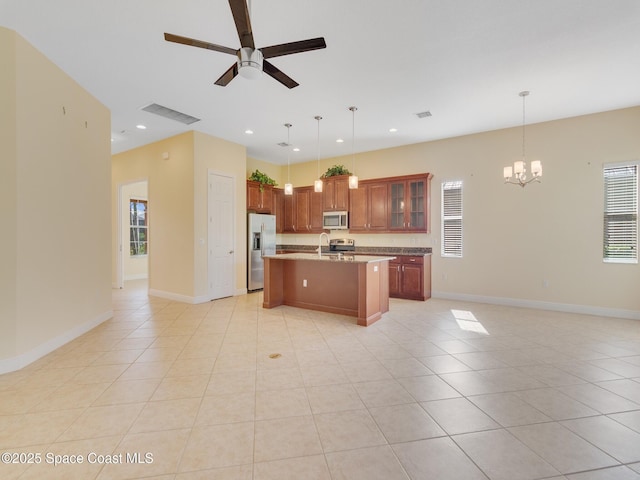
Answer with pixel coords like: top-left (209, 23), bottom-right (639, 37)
top-left (247, 213), bottom-right (276, 291)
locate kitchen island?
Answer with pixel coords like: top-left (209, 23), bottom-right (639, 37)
top-left (262, 253), bottom-right (395, 326)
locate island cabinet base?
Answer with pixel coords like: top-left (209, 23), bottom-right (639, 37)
top-left (263, 258), bottom-right (389, 326)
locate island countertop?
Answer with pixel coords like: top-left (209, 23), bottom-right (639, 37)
top-left (264, 253), bottom-right (396, 263)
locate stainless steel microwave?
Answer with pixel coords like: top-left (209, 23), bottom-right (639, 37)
top-left (323, 211), bottom-right (349, 230)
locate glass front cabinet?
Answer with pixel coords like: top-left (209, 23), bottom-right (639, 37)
top-left (388, 174), bottom-right (432, 232)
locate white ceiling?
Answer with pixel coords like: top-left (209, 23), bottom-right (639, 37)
top-left (2, 0), bottom-right (640, 165)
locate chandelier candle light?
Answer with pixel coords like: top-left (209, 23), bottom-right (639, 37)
top-left (314, 116), bottom-right (323, 192)
top-left (284, 123), bottom-right (293, 195)
top-left (348, 106), bottom-right (358, 189)
top-left (503, 91), bottom-right (542, 187)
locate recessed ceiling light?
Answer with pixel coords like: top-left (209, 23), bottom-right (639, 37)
top-left (136, 124), bottom-right (147, 130)
top-left (336, 138), bottom-right (344, 143)
top-left (389, 128), bottom-right (397, 133)
top-left (245, 129), bottom-right (254, 134)
top-left (293, 147), bottom-right (300, 152)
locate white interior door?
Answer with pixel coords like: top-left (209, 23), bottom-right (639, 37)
top-left (208, 172), bottom-right (235, 299)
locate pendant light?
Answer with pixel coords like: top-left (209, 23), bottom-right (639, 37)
top-left (348, 106), bottom-right (358, 189)
top-left (284, 123), bottom-right (293, 195)
top-left (314, 115), bottom-right (323, 192)
top-left (503, 91), bottom-right (542, 187)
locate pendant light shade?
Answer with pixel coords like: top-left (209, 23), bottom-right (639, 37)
top-left (314, 115), bottom-right (323, 192)
top-left (348, 106), bottom-right (358, 189)
top-left (284, 123), bottom-right (293, 195)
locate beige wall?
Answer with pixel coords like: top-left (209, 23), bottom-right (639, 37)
top-left (112, 132), bottom-right (195, 297)
top-left (279, 107), bottom-right (640, 316)
top-left (1, 28), bottom-right (112, 371)
top-left (0, 28), bottom-right (18, 360)
top-left (246, 156), bottom-right (284, 186)
top-left (112, 131), bottom-right (247, 301)
top-left (193, 131), bottom-right (248, 298)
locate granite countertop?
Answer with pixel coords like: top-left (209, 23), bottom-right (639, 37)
top-left (277, 244), bottom-right (432, 256)
top-left (264, 252), bottom-right (396, 263)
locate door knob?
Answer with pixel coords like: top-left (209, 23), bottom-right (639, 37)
top-left (229, 250), bottom-right (234, 254)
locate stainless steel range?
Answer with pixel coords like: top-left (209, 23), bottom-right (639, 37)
top-left (329, 238), bottom-right (355, 257)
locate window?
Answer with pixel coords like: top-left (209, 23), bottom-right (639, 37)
top-left (603, 162), bottom-right (638, 263)
top-left (130, 199), bottom-right (148, 256)
top-left (441, 181), bottom-right (463, 257)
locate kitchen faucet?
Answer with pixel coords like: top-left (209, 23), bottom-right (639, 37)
top-left (318, 232), bottom-right (330, 257)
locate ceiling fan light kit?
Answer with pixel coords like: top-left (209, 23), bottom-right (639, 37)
top-left (164, 0), bottom-right (326, 88)
top-left (238, 47), bottom-right (263, 79)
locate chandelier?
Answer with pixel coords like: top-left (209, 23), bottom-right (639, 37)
top-left (503, 91), bottom-right (542, 187)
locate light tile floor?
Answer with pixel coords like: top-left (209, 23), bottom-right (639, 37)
top-left (1, 280), bottom-right (640, 479)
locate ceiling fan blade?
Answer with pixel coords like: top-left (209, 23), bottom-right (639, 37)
top-left (228, 0), bottom-right (255, 49)
top-left (164, 33), bottom-right (237, 56)
top-left (261, 37), bottom-right (326, 59)
top-left (263, 60), bottom-right (299, 89)
top-left (214, 63), bottom-right (239, 86)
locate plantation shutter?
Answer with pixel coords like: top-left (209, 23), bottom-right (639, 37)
top-left (603, 163), bottom-right (638, 263)
top-left (441, 181), bottom-right (463, 257)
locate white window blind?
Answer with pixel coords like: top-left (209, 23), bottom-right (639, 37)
top-left (603, 163), bottom-right (638, 263)
top-left (441, 181), bottom-right (463, 257)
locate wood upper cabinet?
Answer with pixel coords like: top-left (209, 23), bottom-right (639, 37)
top-left (283, 192), bottom-right (294, 233)
top-left (389, 255), bottom-right (431, 301)
top-left (247, 181), bottom-right (274, 213)
top-left (388, 173), bottom-right (433, 232)
top-left (349, 181), bottom-right (388, 232)
top-left (322, 175), bottom-right (350, 211)
top-left (273, 188), bottom-right (284, 233)
top-left (286, 187), bottom-right (324, 233)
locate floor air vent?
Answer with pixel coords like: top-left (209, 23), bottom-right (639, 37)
top-left (141, 103), bottom-right (201, 125)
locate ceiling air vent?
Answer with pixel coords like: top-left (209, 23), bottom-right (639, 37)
top-left (415, 111), bottom-right (432, 119)
top-left (277, 142), bottom-right (292, 147)
top-left (141, 103), bottom-right (201, 125)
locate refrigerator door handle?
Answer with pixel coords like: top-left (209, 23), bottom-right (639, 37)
top-left (260, 223), bottom-right (265, 256)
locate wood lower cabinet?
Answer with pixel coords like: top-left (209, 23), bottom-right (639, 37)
top-left (389, 255), bottom-right (431, 301)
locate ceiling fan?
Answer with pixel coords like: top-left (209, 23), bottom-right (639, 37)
top-left (164, 0), bottom-right (326, 89)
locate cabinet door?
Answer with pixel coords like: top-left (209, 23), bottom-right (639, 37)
top-left (294, 188), bottom-right (311, 232)
top-left (406, 179), bottom-right (426, 231)
top-left (322, 178), bottom-right (335, 211)
top-left (401, 263), bottom-right (423, 299)
top-left (348, 186), bottom-right (368, 231)
top-left (247, 181), bottom-right (262, 211)
top-left (388, 261), bottom-right (401, 296)
top-left (283, 194), bottom-right (295, 232)
top-left (368, 182), bottom-right (388, 230)
top-left (388, 181), bottom-right (405, 230)
top-left (261, 185), bottom-right (274, 213)
top-left (310, 190), bottom-right (324, 232)
top-left (333, 177), bottom-right (350, 211)
top-left (273, 188), bottom-right (284, 233)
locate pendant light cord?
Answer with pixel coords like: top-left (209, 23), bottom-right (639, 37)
top-left (520, 91), bottom-right (528, 161)
top-left (349, 106), bottom-right (357, 174)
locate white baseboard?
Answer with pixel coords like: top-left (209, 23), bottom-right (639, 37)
top-left (0, 310), bottom-right (113, 375)
top-left (124, 273), bottom-right (148, 281)
top-left (431, 290), bottom-right (640, 320)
